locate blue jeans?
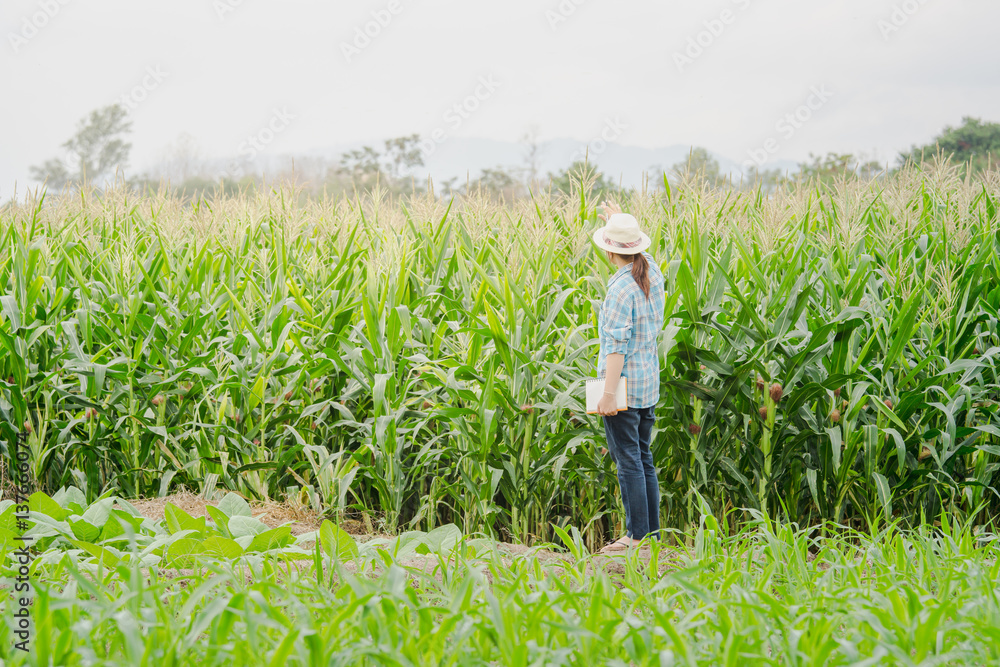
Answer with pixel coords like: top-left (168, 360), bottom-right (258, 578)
top-left (603, 404), bottom-right (660, 541)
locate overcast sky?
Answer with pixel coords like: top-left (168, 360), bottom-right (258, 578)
top-left (1, 0), bottom-right (998, 197)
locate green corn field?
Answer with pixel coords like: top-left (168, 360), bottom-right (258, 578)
top-left (3, 490), bottom-right (1000, 665)
top-left (2, 160), bottom-right (1000, 552)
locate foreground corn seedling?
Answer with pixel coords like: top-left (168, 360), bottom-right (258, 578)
top-left (1, 489), bottom-right (999, 665)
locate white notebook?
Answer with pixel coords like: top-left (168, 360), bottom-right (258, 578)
top-left (585, 377), bottom-right (628, 414)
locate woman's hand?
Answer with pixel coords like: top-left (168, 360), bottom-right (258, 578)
top-left (598, 200), bottom-right (622, 222)
top-left (596, 393), bottom-right (618, 416)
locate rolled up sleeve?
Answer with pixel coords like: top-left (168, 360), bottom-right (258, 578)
top-left (602, 291), bottom-right (633, 356)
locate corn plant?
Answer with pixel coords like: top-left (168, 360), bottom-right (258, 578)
top-left (1, 164), bottom-right (999, 546)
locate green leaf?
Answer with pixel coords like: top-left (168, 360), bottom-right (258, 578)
top-left (0, 504), bottom-right (15, 533)
top-left (268, 629), bottom-right (300, 667)
top-left (247, 526), bottom-right (293, 553)
top-left (115, 496), bottom-right (142, 518)
top-left (164, 503), bottom-right (206, 536)
top-left (676, 261), bottom-right (701, 324)
top-left (218, 493), bottom-right (253, 518)
top-left (201, 536), bottom-right (244, 559)
top-left (872, 472), bottom-right (893, 518)
top-left (884, 290), bottom-right (923, 369)
top-left (166, 537), bottom-right (205, 567)
top-left (884, 428), bottom-right (908, 475)
top-left (81, 498), bottom-right (114, 528)
top-left (222, 283), bottom-right (267, 351)
top-left (827, 427), bottom-right (843, 473)
top-left (111, 509), bottom-right (145, 533)
top-left (0, 294), bottom-right (21, 331)
top-left (228, 515), bottom-right (268, 539)
top-left (69, 518), bottom-right (100, 542)
top-left (320, 520), bottom-right (358, 560)
top-left (805, 468), bottom-right (819, 505)
top-left (29, 492), bottom-right (68, 521)
top-left (422, 524), bottom-right (462, 555)
top-left (69, 539), bottom-right (120, 568)
top-left (248, 372), bottom-right (266, 413)
top-left (294, 530), bottom-right (318, 545)
top-left (718, 457), bottom-right (756, 503)
top-left (871, 396), bottom-right (907, 430)
top-left (206, 505), bottom-right (232, 538)
top-left (53, 486), bottom-right (88, 509)
top-left (0, 526), bottom-right (19, 554)
top-left (99, 515), bottom-right (125, 542)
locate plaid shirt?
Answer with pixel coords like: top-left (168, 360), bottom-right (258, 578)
top-left (597, 251), bottom-right (665, 409)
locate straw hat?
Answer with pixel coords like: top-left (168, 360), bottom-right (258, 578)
top-left (592, 213), bottom-right (651, 255)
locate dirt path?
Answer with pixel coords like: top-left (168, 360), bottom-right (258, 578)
top-left (129, 492), bottom-right (684, 577)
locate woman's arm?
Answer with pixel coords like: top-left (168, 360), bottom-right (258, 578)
top-left (597, 290), bottom-right (633, 415)
top-left (600, 354), bottom-right (625, 406)
top-left (605, 355), bottom-right (625, 386)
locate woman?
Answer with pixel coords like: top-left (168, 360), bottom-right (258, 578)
top-left (592, 201), bottom-right (666, 553)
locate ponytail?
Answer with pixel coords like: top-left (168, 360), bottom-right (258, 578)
top-left (631, 253), bottom-right (651, 301)
top-left (613, 251), bottom-right (651, 300)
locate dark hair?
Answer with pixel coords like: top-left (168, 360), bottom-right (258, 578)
top-left (610, 251), bottom-right (651, 301)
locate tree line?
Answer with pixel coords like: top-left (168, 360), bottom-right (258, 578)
top-left (28, 105), bottom-right (1000, 200)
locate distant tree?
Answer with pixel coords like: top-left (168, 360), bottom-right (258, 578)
top-left (30, 158), bottom-right (72, 191)
top-left (856, 157), bottom-right (885, 181)
top-left (31, 104), bottom-right (133, 189)
top-left (795, 152), bottom-right (884, 185)
top-left (645, 164), bottom-right (672, 192)
top-left (463, 166), bottom-right (523, 200)
top-left (383, 134), bottom-right (424, 180)
top-left (338, 134), bottom-right (424, 191)
top-left (743, 165), bottom-right (787, 192)
top-left (898, 116), bottom-right (1000, 175)
top-left (339, 146), bottom-right (382, 181)
top-left (548, 160), bottom-right (616, 199)
top-left (670, 147), bottom-right (730, 188)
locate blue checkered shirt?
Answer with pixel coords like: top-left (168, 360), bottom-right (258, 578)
top-left (597, 251), bottom-right (666, 409)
